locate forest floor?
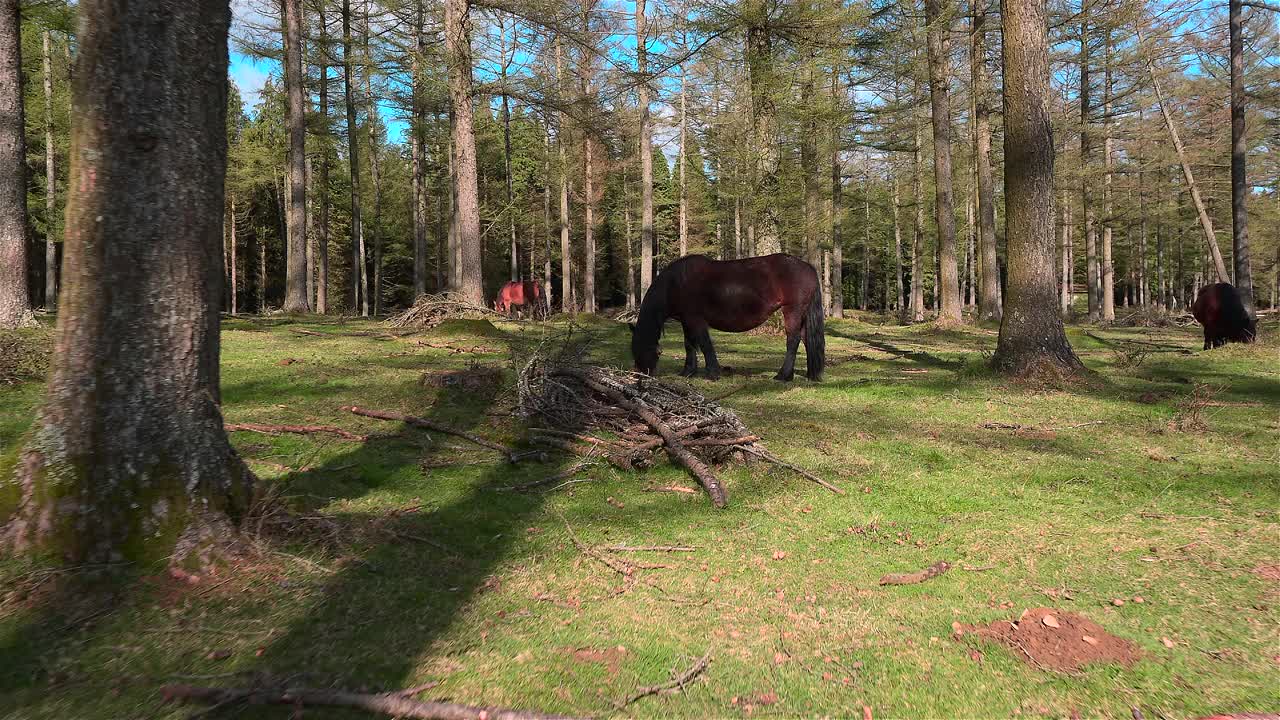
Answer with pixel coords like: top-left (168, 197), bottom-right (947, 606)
top-left (1, 310), bottom-right (1277, 719)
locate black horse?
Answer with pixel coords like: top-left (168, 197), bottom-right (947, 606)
top-left (1192, 282), bottom-right (1257, 349)
top-left (629, 254), bottom-right (825, 381)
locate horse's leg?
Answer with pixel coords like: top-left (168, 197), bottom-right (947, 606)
top-left (695, 326), bottom-right (722, 380)
top-left (774, 307), bottom-right (803, 382)
top-left (679, 323), bottom-right (699, 377)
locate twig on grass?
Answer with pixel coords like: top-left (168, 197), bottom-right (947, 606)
top-left (879, 561), bottom-right (952, 586)
top-left (226, 422), bottom-right (367, 442)
top-left (737, 445), bottom-right (845, 495)
top-left (613, 652), bottom-right (713, 709)
top-left (344, 406), bottom-right (519, 461)
top-left (602, 545), bottom-right (698, 553)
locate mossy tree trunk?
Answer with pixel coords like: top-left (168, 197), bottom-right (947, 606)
top-left (992, 0), bottom-right (1083, 375)
top-left (3, 0), bottom-right (253, 566)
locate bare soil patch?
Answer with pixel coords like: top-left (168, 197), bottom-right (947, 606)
top-left (956, 607), bottom-right (1140, 673)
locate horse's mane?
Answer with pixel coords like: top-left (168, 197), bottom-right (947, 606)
top-left (634, 256), bottom-right (693, 349)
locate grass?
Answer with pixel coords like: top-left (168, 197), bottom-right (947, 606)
top-left (1, 311), bottom-right (1277, 719)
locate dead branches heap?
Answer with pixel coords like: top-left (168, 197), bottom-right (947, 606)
top-left (515, 332), bottom-right (839, 507)
top-left (386, 292), bottom-right (503, 329)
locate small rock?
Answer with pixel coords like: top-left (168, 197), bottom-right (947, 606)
top-left (772, 550), bottom-right (787, 560)
top-left (1161, 637), bottom-right (1175, 648)
top-left (1042, 615), bottom-right (1061, 629)
top-left (1133, 596), bottom-right (1145, 604)
top-left (1082, 635), bottom-right (1099, 646)
top-left (1112, 598), bottom-right (1126, 607)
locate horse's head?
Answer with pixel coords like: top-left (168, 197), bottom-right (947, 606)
top-left (629, 322), bottom-right (660, 376)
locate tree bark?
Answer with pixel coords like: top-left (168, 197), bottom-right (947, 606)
top-left (1137, 28), bottom-right (1229, 284)
top-left (1060, 187), bottom-right (1071, 314)
top-left (555, 36), bottom-right (572, 312)
top-left (746, 3), bottom-right (781, 255)
top-left (42, 30), bottom-right (57, 310)
top-left (637, 0), bottom-right (654, 294)
top-left (410, 4), bottom-right (427, 298)
top-left (971, 2), bottom-right (1000, 322)
top-left (230, 196), bottom-right (238, 315)
top-left (892, 171), bottom-right (904, 315)
top-left (992, 0), bottom-right (1082, 375)
top-left (1080, 6), bottom-right (1100, 321)
top-left (363, 1), bottom-right (382, 315)
top-left (442, 0), bottom-right (478, 304)
top-left (578, 6), bottom-right (597, 313)
top-left (315, 2), bottom-right (330, 313)
top-left (499, 13), bottom-right (517, 282)
top-left (282, 0), bottom-right (309, 313)
top-left (911, 98), bottom-right (926, 322)
top-left (1101, 31), bottom-right (1115, 322)
top-left (4, 0), bottom-right (253, 565)
top-left (1229, 0), bottom-right (1254, 317)
top-left (925, 0), bottom-right (961, 324)
top-left (542, 125), bottom-right (553, 304)
top-left (678, 63), bottom-right (689, 257)
top-left (830, 72), bottom-right (843, 318)
top-left (0, 0), bottom-right (30, 329)
top-left (341, 0), bottom-right (366, 314)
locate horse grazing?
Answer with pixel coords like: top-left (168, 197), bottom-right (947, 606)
top-left (629, 254), bottom-right (825, 381)
top-left (493, 281), bottom-right (547, 319)
top-left (1192, 282), bottom-right (1256, 350)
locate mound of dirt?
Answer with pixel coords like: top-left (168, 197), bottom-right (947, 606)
top-left (956, 607), bottom-right (1140, 673)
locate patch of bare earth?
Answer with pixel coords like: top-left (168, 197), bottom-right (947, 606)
top-left (955, 607), bottom-right (1140, 673)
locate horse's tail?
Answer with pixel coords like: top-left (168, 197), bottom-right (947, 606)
top-left (805, 280), bottom-right (826, 381)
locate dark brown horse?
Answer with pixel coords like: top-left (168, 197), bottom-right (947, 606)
top-left (1192, 282), bottom-right (1256, 349)
top-left (493, 280), bottom-right (547, 319)
top-left (629, 254), bottom-right (825, 381)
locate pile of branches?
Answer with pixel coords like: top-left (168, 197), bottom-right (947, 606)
top-left (514, 331), bottom-right (840, 507)
top-left (386, 292), bottom-right (502, 329)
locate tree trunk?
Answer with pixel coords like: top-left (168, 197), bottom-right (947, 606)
top-left (282, 0), bottom-right (309, 313)
top-left (499, 13), bottom-right (517, 282)
top-left (861, 170), bottom-right (870, 311)
top-left (1137, 29), bottom-right (1229, 284)
top-left (830, 74), bottom-right (843, 318)
top-left (445, 0), bottom-right (482, 306)
top-left (555, 36), bottom-right (571, 312)
top-left (4, 0), bottom-right (252, 565)
top-left (800, 63), bottom-right (820, 271)
top-left (1060, 187), bottom-right (1071, 314)
top-left (893, 172), bottom-right (904, 315)
top-left (992, 0), bottom-right (1082, 375)
top-left (1229, 0), bottom-right (1254, 317)
top-left (315, 3), bottom-right (330, 313)
top-left (578, 8), bottom-right (597, 314)
top-left (925, 0), bottom-right (961, 324)
top-left (678, 64), bottom-right (688, 257)
top-left (230, 196), bottom-right (238, 315)
top-left (340, 0), bottom-right (365, 314)
top-left (637, 0), bottom-right (654, 294)
top-left (1080, 7), bottom-right (1099, 321)
top-left (1101, 31), bottom-right (1115, 322)
top-left (746, 6), bottom-right (781, 255)
top-left (972, 2), bottom-right (1000, 322)
top-left (0, 0), bottom-right (30, 329)
top-left (911, 100), bottom-right (926, 322)
top-left (624, 165), bottom-right (635, 310)
top-left (410, 4), bottom-right (427, 298)
top-left (543, 125), bottom-right (553, 304)
top-left (362, 2), bottom-right (382, 316)
top-left (42, 30), bottom-right (57, 310)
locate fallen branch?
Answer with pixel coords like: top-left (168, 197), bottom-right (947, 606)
top-left (226, 422), bottom-right (367, 442)
top-left (505, 460), bottom-right (597, 493)
top-left (683, 435), bottom-right (759, 447)
top-left (161, 684), bottom-right (583, 720)
top-left (344, 406), bottom-right (518, 461)
top-left (556, 369), bottom-right (727, 508)
top-left (738, 446), bottom-right (845, 495)
top-left (602, 545), bottom-right (698, 553)
top-left (879, 560), bottom-right (951, 586)
top-left (613, 653), bottom-right (713, 709)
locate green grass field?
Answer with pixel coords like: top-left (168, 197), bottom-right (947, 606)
top-left (2, 312), bottom-right (1277, 719)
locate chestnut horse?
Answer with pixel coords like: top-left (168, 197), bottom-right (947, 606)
top-left (629, 254), bottom-right (825, 381)
top-left (1192, 282), bottom-right (1256, 349)
top-left (494, 281), bottom-right (547, 319)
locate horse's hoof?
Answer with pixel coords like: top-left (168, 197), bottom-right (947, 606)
top-left (678, 367), bottom-right (697, 377)
top-left (773, 373), bottom-right (793, 382)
